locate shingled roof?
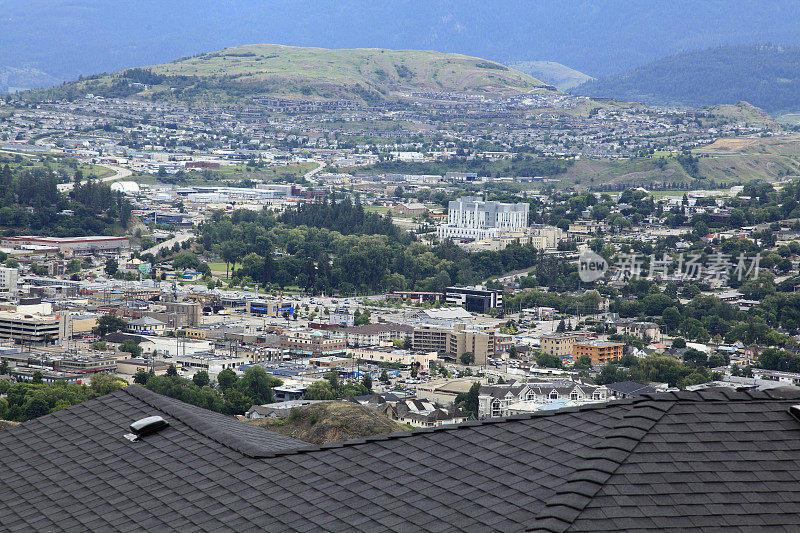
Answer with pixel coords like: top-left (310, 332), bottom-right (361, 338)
top-left (1, 386), bottom-right (800, 531)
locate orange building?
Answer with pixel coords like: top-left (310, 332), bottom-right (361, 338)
top-left (572, 340), bottom-right (625, 365)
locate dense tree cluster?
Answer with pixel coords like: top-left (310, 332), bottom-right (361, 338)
top-left (594, 354), bottom-right (720, 389)
top-left (303, 371), bottom-right (370, 400)
top-left (0, 374), bottom-right (125, 422)
top-left (137, 366), bottom-right (281, 416)
top-left (364, 156), bottom-right (572, 179)
top-left (0, 164), bottom-right (131, 235)
top-left (200, 204), bottom-right (545, 294)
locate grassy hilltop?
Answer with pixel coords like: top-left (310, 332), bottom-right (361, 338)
top-left (32, 44), bottom-right (547, 104)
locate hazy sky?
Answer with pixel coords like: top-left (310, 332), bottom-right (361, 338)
top-left (2, 0), bottom-right (799, 80)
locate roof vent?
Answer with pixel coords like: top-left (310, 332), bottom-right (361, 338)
top-left (124, 416), bottom-right (169, 441)
top-left (788, 405), bottom-right (800, 423)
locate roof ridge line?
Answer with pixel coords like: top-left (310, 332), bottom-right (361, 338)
top-left (123, 385), bottom-right (315, 458)
top-left (525, 399), bottom-right (677, 533)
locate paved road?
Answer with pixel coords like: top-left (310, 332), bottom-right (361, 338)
top-left (142, 232), bottom-right (194, 255)
top-left (303, 161), bottom-right (324, 181)
top-left (57, 164), bottom-right (133, 192)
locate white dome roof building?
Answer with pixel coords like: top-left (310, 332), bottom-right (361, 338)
top-left (110, 181), bottom-right (140, 194)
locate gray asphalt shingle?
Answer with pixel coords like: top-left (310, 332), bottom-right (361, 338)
top-left (2, 385), bottom-right (800, 531)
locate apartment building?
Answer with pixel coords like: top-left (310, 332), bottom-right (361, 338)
top-left (280, 329), bottom-right (346, 358)
top-left (572, 340), bottom-right (625, 364)
top-left (342, 322), bottom-right (413, 347)
top-left (540, 333), bottom-right (577, 357)
top-left (350, 346), bottom-right (438, 367)
top-left (0, 267), bottom-right (19, 300)
top-left (412, 323), bottom-right (496, 364)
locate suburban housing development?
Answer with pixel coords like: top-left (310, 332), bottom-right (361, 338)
top-left (2, 4), bottom-right (800, 529)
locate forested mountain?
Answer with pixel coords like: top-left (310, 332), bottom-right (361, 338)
top-left (573, 45), bottom-right (800, 114)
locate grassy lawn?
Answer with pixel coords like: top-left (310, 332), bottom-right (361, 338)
top-left (208, 262), bottom-right (228, 275)
top-left (365, 206), bottom-right (392, 215)
top-left (649, 189), bottom-right (727, 199)
top-left (129, 162), bottom-right (316, 185)
top-left (0, 152), bottom-right (114, 179)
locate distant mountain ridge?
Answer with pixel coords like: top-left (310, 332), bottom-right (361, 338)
top-left (509, 61), bottom-right (593, 91)
top-left (0, 65), bottom-right (60, 93)
top-left (27, 44), bottom-right (547, 104)
top-left (572, 44), bottom-right (800, 114)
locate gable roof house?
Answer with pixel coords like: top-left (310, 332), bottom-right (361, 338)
top-left (2, 386), bottom-right (800, 531)
top-left (478, 380), bottom-right (610, 419)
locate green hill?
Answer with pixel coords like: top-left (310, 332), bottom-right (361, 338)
top-left (573, 44), bottom-right (800, 114)
top-left (509, 60), bottom-right (593, 91)
top-left (247, 401), bottom-right (406, 445)
top-left (30, 44), bottom-right (547, 104)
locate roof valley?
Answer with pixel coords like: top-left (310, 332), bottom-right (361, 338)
top-left (528, 399), bottom-right (676, 532)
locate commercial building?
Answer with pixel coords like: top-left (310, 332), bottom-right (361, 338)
top-left (572, 340), bottom-right (625, 364)
top-left (126, 317), bottom-right (167, 336)
top-left (280, 329), bottom-right (346, 358)
top-left (437, 196), bottom-right (529, 241)
top-left (445, 286), bottom-right (503, 314)
top-left (116, 358), bottom-right (169, 376)
top-left (247, 299), bottom-right (295, 318)
top-left (410, 307), bottom-right (472, 326)
top-left (0, 235), bottom-right (130, 255)
top-left (175, 353), bottom-right (250, 376)
top-left (67, 314), bottom-right (99, 338)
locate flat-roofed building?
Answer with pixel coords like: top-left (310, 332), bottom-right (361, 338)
top-left (0, 267), bottom-right (19, 299)
top-left (342, 322), bottom-right (413, 347)
top-left (116, 358), bottom-right (169, 376)
top-left (280, 329), bottom-right (346, 358)
top-left (0, 310), bottom-right (66, 344)
top-left (445, 286), bottom-right (502, 314)
top-left (350, 346), bottom-right (438, 367)
top-left (540, 333), bottom-right (577, 357)
top-left (412, 323), bottom-right (496, 364)
top-left (1, 235), bottom-right (129, 255)
top-left (572, 340), bottom-right (625, 365)
top-left (175, 353), bottom-right (250, 376)
top-left (247, 299), bottom-right (295, 318)
top-left (437, 196), bottom-right (529, 241)
top-left (163, 301), bottom-right (202, 327)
